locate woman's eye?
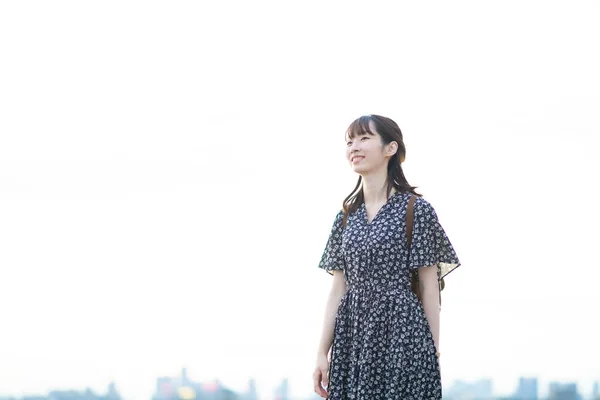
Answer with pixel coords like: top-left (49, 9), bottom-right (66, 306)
top-left (346, 141), bottom-right (352, 146)
top-left (361, 136), bottom-right (369, 140)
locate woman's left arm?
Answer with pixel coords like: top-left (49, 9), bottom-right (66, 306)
top-left (418, 265), bottom-right (441, 354)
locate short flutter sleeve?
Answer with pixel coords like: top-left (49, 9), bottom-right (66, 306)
top-left (408, 198), bottom-right (461, 279)
top-left (317, 210), bottom-right (346, 276)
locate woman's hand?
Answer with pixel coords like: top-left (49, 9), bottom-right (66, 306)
top-left (312, 353), bottom-right (330, 398)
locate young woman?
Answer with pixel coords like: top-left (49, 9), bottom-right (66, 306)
top-left (312, 115), bottom-right (461, 399)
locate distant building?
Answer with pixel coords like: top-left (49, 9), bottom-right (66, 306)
top-left (593, 381), bottom-right (600, 400)
top-left (548, 381), bottom-right (582, 400)
top-left (444, 378), bottom-right (493, 399)
top-left (9, 383), bottom-right (123, 400)
top-left (152, 367), bottom-right (240, 400)
top-left (106, 383), bottom-right (121, 400)
top-left (242, 379), bottom-right (258, 400)
top-left (515, 377), bottom-right (538, 400)
top-left (273, 378), bottom-right (289, 400)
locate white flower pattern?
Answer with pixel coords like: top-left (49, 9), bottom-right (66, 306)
top-left (318, 191), bottom-right (461, 399)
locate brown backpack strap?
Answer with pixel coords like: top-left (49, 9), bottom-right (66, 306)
top-left (406, 194), bottom-right (416, 249)
top-left (406, 195), bottom-right (420, 301)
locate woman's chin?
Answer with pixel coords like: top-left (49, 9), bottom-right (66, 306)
top-left (351, 165), bottom-right (368, 174)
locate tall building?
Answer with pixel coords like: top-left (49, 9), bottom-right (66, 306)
top-left (106, 382), bottom-right (121, 400)
top-left (515, 377), bottom-right (538, 400)
top-left (548, 381), bottom-right (581, 400)
top-left (242, 378), bottom-right (258, 400)
top-left (444, 378), bottom-right (493, 399)
top-left (274, 378), bottom-right (289, 400)
top-left (592, 381), bottom-right (600, 400)
top-left (1, 383), bottom-right (122, 400)
top-left (155, 377), bottom-right (177, 400)
top-left (152, 368), bottom-right (240, 400)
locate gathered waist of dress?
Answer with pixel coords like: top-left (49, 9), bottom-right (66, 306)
top-left (346, 279), bottom-right (412, 294)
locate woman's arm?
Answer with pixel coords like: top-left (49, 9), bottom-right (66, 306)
top-left (316, 270), bottom-right (347, 356)
top-left (313, 270), bottom-right (347, 397)
top-left (418, 265), bottom-right (441, 353)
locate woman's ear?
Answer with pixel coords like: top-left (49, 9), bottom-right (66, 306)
top-left (386, 141), bottom-right (398, 157)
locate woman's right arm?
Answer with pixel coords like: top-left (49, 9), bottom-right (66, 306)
top-left (313, 270), bottom-right (347, 397)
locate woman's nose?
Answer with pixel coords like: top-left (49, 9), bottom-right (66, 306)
top-left (349, 141), bottom-right (361, 152)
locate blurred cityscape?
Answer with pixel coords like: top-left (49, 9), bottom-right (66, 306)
top-left (1, 369), bottom-right (599, 400)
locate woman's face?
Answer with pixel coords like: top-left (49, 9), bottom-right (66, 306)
top-left (346, 120), bottom-right (395, 175)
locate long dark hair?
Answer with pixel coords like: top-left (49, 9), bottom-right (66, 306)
top-left (342, 114), bottom-right (421, 227)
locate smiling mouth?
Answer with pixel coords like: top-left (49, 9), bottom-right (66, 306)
top-left (352, 156), bottom-right (364, 163)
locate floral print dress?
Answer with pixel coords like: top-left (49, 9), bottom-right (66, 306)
top-left (318, 191), bottom-right (461, 399)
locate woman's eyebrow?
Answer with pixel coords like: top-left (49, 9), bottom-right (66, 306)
top-left (346, 130), bottom-right (370, 141)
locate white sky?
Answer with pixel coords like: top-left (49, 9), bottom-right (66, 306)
top-left (1, 1), bottom-right (599, 399)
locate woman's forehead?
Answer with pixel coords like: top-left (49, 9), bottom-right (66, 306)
top-left (346, 122), bottom-right (377, 139)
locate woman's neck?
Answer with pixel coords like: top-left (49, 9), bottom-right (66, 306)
top-left (362, 175), bottom-right (395, 204)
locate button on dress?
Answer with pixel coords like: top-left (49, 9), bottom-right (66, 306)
top-left (318, 191), bottom-right (461, 400)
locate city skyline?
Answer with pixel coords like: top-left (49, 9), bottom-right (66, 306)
top-left (2, 369), bottom-right (599, 400)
